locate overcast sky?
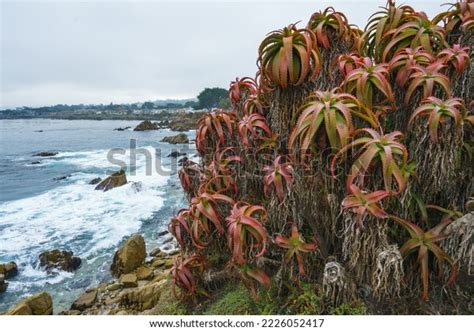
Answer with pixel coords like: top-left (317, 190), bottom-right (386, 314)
top-left (1, 0), bottom-right (446, 108)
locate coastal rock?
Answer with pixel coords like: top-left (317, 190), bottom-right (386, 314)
top-left (88, 177), bottom-right (102, 185)
top-left (169, 118), bottom-right (197, 131)
top-left (136, 266), bottom-right (153, 281)
top-left (114, 126), bottom-right (131, 131)
top-left (160, 133), bottom-right (189, 144)
top-left (0, 274), bottom-right (8, 293)
top-left (133, 120), bottom-right (159, 131)
top-left (30, 161), bottom-right (41, 165)
top-left (120, 274), bottom-right (138, 288)
top-left (0, 261), bottom-right (18, 279)
top-left (39, 250), bottom-right (81, 273)
top-left (167, 151), bottom-right (186, 158)
top-left (149, 247), bottom-right (162, 257)
top-left (157, 230), bottom-right (169, 237)
top-left (6, 292), bottom-right (53, 315)
top-left (95, 169), bottom-right (127, 192)
top-left (110, 234), bottom-right (146, 278)
top-left (71, 288), bottom-right (98, 311)
top-left (33, 151), bottom-right (58, 157)
top-left (119, 279), bottom-right (167, 311)
top-left (53, 175), bottom-right (70, 181)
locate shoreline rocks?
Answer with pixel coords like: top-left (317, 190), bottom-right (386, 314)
top-left (161, 133), bottom-right (189, 144)
top-left (114, 126), bottom-right (131, 131)
top-left (88, 177), bottom-right (102, 185)
top-left (39, 250), bottom-right (82, 273)
top-left (95, 170), bottom-right (127, 192)
top-left (133, 120), bottom-right (160, 131)
top-left (6, 292), bottom-right (53, 315)
top-left (110, 234), bottom-right (146, 278)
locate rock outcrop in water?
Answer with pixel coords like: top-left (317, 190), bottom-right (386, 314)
top-left (33, 151), bottom-right (58, 157)
top-left (95, 170), bottom-right (127, 192)
top-left (6, 292), bottom-right (53, 315)
top-left (133, 120), bottom-right (160, 131)
top-left (161, 133), bottom-right (189, 144)
top-left (110, 234), bottom-right (146, 278)
top-left (88, 177), bottom-right (102, 185)
top-left (0, 261), bottom-right (18, 293)
top-left (39, 250), bottom-right (82, 273)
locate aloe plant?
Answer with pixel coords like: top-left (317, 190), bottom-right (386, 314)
top-left (391, 216), bottom-right (457, 301)
top-left (238, 113), bottom-right (273, 148)
top-left (389, 47), bottom-right (434, 86)
top-left (171, 254), bottom-right (207, 302)
top-left (331, 128), bottom-right (409, 194)
top-left (409, 97), bottom-right (464, 143)
top-left (275, 223), bottom-right (318, 276)
top-left (169, 209), bottom-right (192, 248)
top-left (342, 185), bottom-right (389, 227)
top-left (226, 202), bottom-right (268, 265)
top-left (229, 77), bottom-right (257, 106)
top-left (263, 155), bottom-right (294, 202)
top-left (341, 57), bottom-right (395, 109)
top-left (196, 110), bottom-right (237, 154)
top-left (307, 7), bottom-right (352, 49)
top-left (258, 24), bottom-right (321, 88)
top-left (437, 44), bottom-right (471, 74)
top-left (289, 89), bottom-right (378, 159)
top-left (189, 192), bottom-right (235, 249)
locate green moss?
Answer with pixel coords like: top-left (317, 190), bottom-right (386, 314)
top-left (284, 282), bottom-right (323, 315)
top-left (203, 284), bottom-right (257, 315)
top-left (329, 300), bottom-right (367, 315)
top-left (152, 285), bottom-right (188, 315)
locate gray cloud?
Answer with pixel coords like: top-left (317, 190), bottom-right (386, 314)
top-left (1, 0), bottom-right (446, 107)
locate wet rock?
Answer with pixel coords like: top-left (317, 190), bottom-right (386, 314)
top-left (30, 161), bottom-right (41, 165)
top-left (95, 169), bottom-right (127, 192)
top-left (149, 247), bottom-right (162, 257)
top-left (161, 133), bottom-right (189, 144)
top-left (114, 126), bottom-right (131, 131)
top-left (0, 274), bottom-right (8, 293)
top-left (88, 177), bottom-right (102, 185)
top-left (157, 230), bottom-right (169, 237)
top-left (133, 120), bottom-right (159, 131)
top-left (35, 130), bottom-right (44, 133)
top-left (110, 234), bottom-right (146, 278)
top-left (0, 261), bottom-right (18, 279)
top-left (39, 250), bottom-right (81, 273)
top-left (6, 292), bottom-right (53, 315)
top-left (120, 274), bottom-right (138, 288)
top-left (136, 266), bottom-right (153, 281)
top-left (178, 156), bottom-right (188, 166)
top-left (53, 175), bottom-right (70, 181)
top-left (167, 151), bottom-right (186, 158)
top-left (71, 288), bottom-right (97, 311)
top-left (33, 151), bottom-right (58, 157)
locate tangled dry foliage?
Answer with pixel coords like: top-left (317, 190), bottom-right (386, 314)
top-left (170, 0), bottom-right (474, 314)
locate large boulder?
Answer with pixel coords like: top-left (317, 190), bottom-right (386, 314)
top-left (0, 261), bottom-right (18, 279)
top-left (110, 234), bottom-right (146, 278)
top-left (71, 288), bottom-right (97, 311)
top-left (169, 117), bottom-right (197, 131)
top-left (133, 120), bottom-right (159, 131)
top-left (161, 133), bottom-right (189, 144)
top-left (95, 169), bottom-right (127, 192)
top-left (39, 250), bottom-right (81, 273)
top-left (6, 292), bottom-right (53, 315)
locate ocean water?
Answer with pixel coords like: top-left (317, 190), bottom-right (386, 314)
top-left (0, 119), bottom-right (194, 312)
